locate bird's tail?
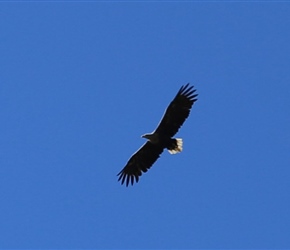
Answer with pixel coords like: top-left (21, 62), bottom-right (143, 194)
top-left (168, 138), bottom-right (183, 154)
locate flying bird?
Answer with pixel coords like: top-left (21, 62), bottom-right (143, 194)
top-left (117, 83), bottom-right (198, 186)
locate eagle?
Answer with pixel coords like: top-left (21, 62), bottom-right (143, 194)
top-left (117, 83), bottom-right (198, 186)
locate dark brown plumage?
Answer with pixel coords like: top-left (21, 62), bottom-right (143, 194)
top-left (117, 83), bottom-right (198, 186)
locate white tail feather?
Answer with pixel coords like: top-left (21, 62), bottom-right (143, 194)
top-left (168, 138), bottom-right (183, 154)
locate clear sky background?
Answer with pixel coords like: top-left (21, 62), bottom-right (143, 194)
top-left (1, 2), bottom-right (290, 249)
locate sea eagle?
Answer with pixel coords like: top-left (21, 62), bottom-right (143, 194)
top-left (117, 83), bottom-right (198, 186)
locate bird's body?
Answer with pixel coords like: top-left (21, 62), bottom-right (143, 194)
top-left (142, 133), bottom-right (183, 154)
top-left (117, 83), bottom-right (198, 186)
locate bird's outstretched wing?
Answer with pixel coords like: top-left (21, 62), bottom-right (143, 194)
top-left (117, 142), bottom-right (164, 186)
top-left (154, 83), bottom-right (198, 137)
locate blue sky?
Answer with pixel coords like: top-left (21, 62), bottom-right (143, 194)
top-left (1, 2), bottom-right (290, 249)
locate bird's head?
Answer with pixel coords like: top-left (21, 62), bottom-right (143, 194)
top-left (141, 133), bottom-right (158, 143)
top-left (141, 134), bottom-right (151, 139)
